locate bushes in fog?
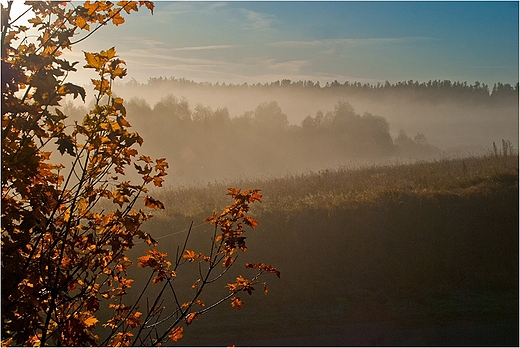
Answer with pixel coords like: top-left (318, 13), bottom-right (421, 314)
top-left (394, 130), bottom-right (439, 158)
top-left (126, 97), bottom-right (422, 182)
top-left (300, 101), bottom-right (396, 158)
top-left (123, 94), bottom-right (450, 186)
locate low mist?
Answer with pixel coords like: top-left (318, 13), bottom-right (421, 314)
top-left (68, 78), bottom-right (518, 185)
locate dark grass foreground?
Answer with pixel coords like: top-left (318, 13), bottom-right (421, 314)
top-left (140, 154), bottom-right (519, 346)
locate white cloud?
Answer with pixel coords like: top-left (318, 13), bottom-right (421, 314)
top-left (172, 45), bottom-right (235, 51)
top-left (122, 36), bottom-right (171, 49)
top-left (269, 40), bottom-right (328, 47)
top-left (270, 36), bottom-right (435, 48)
top-left (240, 8), bottom-right (276, 31)
top-left (123, 49), bottom-right (228, 66)
top-left (268, 60), bottom-right (311, 74)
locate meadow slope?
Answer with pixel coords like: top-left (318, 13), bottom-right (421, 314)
top-left (138, 153), bottom-right (518, 346)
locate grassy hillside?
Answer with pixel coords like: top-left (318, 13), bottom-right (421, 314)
top-left (139, 153), bottom-right (518, 345)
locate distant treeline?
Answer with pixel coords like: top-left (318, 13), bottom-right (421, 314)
top-left (123, 77), bottom-right (519, 105)
top-left (120, 97), bottom-right (437, 182)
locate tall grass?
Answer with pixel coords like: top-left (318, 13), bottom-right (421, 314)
top-left (139, 153), bottom-right (518, 346)
top-left (149, 152), bottom-right (518, 223)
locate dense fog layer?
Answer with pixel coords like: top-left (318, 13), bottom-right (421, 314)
top-left (68, 79), bottom-right (518, 185)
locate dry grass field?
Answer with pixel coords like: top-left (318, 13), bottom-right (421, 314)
top-left (132, 152), bottom-right (518, 346)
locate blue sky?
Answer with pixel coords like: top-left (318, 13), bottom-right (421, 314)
top-left (70, 1), bottom-right (519, 86)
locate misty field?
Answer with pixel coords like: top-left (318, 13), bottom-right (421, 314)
top-left (131, 152), bottom-right (519, 346)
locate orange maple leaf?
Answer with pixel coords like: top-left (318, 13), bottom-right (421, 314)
top-left (83, 314), bottom-right (99, 327)
top-left (182, 250), bottom-right (196, 262)
top-left (126, 311), bottom-right (142, 328)
top-left (231, 297), bottom-right (243, 310)
top-left (250, 191), bottom-right (262, 203)
top-left (118, 1), bottom-right (139, 14)
top-left (137, 254), bottom-right (156, 268)
top-left (144, 196), bottom-right (164, 209)
top-left (76, 15), bottom-right (90, 30)
top-left (185, 312), bottom-right (198, 325)
top-left (111, 12), bottom-right (125, 25)
top-left (154, 158), bottom-right (169, 172)
top-left (244, 216), bottom-right (258, 229)
top-left (169, 326), bottom-right (184, 342)
top-left (152, 176), bottom-right (164, 187)
top-left (139, 155), bottom-right (153, 163)
top-left (139, 0), bottom-right (155, 14)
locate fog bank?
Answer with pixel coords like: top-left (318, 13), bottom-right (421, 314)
top-left (71, 78), bottom-right (518, 184)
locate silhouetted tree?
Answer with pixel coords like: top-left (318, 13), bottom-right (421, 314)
top-left (252, 101), bottom-right (289, 132)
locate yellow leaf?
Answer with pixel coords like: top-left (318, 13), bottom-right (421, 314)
top-left (113, 97), bottom-right (125, 110)
top-left (128, 1), bottom-right (139, 13)
top-left (83, 52), bottom-right (102, 70)
top-left (63, 208), bottom-right (71, 223)
top-left (112, 12), bottom-right (125, 25)
top-left (109, 120), bottom-right (121, 131)
top-left (142, 1), bottom-right (155, 14)
top-left (84, 1), bottom-right (98, 15)
top-left (84, 314), bottom-right (99, 327)
top-left (112, 66), bottom-right (126, 78)
top-left (76, 15), bottom-right (90, 30)
top-left (106, 47), bottom-right (117, 60)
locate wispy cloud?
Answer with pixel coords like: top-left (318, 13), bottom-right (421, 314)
top-left (172, 45), bottom-right (234, 51)
top-left (240, 8), bottom-right (276, 31)
top-left (118, 36), bottom-right (234, 52)
top-left (122, 36), bottom-right (170, 49)
top-left (153, 2), bottom-right (277, 34)
top-left (123, 49), bottom-right (228, 67)
top-left (263, 59), bottom-right (311, 74)
top-left (270, 36), bottom-right (436, 48)
top-left (156, 1), bottom-right (227, 16)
